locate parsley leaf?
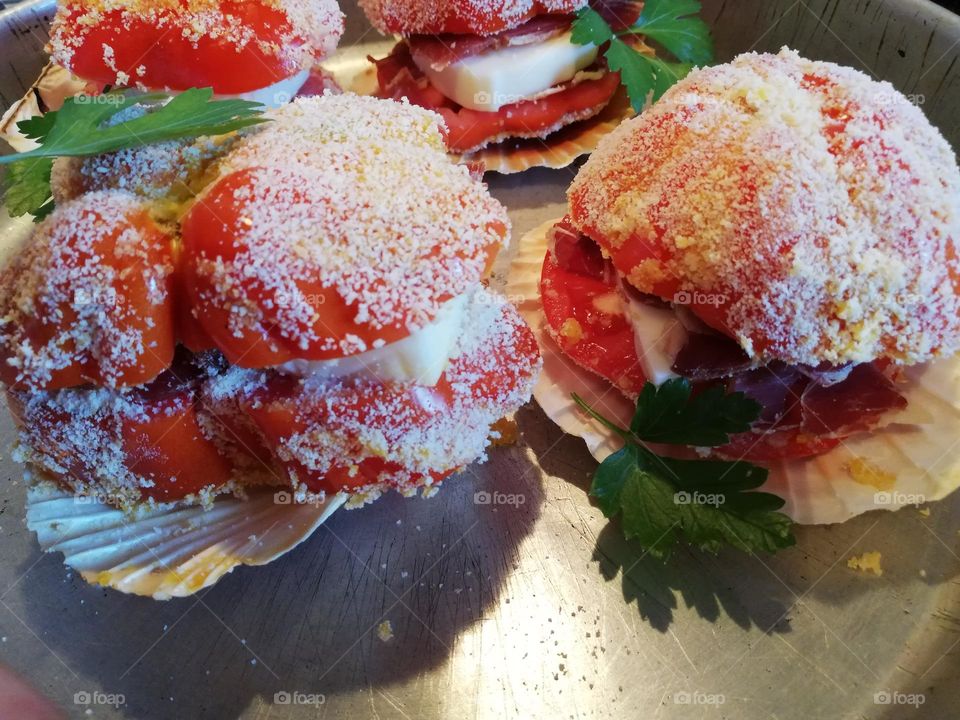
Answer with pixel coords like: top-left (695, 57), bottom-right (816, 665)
top-left (572, 0), bottom-right (715, 111)
top-left (629, 378), bottom-right (761, 446)
top-left (574, 379), bottom-right (795, 560)
top-left (3, 158), bottom-right (54, 220)
top-left (632, 0), bottom-right (714, 65)
top-left (570, 7), bottom-right (615, 46)
top-left (1, 88), bottom-right (268, 218)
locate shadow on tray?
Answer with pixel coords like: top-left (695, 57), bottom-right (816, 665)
top-left (13, 441), bottom-right (544, 719)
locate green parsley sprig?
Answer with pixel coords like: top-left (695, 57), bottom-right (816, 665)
top-left (574, 379), bottom-right (795, 560)
top-left (572, 0), bottom-right (715, 111)
top-left (1, 88), bottom-right (268, 220)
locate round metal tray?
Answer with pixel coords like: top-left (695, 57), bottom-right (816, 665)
top-left (1, 1), bottom-right (959, 718)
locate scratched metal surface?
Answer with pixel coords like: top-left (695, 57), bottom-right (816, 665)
top-left (1, 1), bottom-right (960, 718)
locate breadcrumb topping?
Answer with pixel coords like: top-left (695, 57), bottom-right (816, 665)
top-left (202, 290), bottom-right (541, 498)
top-left (190, 95), bottom-right (509, 357)
top-left (0, 191), bottom-right (174, 390)
top-left (50, 0), bottom-right (344, 88)
top-left (359, 0), bottom-right (586, 36)
top-left (569, 48), bottom-right (960, 367)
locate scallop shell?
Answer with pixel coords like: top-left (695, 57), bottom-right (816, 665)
top-left (0, 63), bottom-right (92, 152)
top-left (508, 220), bottom-right (960, 526)
top-left (26, 480), bottom-right (346, 600)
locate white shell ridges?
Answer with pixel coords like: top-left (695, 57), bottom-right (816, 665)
top-left (26, 483), bottom-right (346, 600)
top-left (508, 220), bottom-right (960, 526)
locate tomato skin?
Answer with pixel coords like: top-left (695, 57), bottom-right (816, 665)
top-left (373, 43), bottom-right (620, 152)
top-left (0, 197), bottom-right (176, 392)
top-left (54, 3), bottom-right (307, 93)
top-left (6, 354), bottom-right (237, 504)
top-left (367, 1), bottom-right (584, 36)
top-left (122, 393), bottom-right (235, 503)
top-left (540, 221), bottom-right (648, 397)
top-left (541, 222), bottom-right (862, 462)
top-left (181, 166), bottom-right (503, 366)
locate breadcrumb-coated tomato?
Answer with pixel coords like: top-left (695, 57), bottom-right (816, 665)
top-left (123, 364), bottom-right (235, 502)
top-left (360, 0), bottom-right (585, 36)
top-left (541, 222), bottom-right (865, 462)
top-left (180, 166), bottom-right (504, 367)
top-left (52, 1), bottom-right (324, 94)
top-left (373, 43), bottom-right (620, 153)
top-left (243, 373), bottom-right (458, 494)
top-left (6, 352), bottom-right (236, 504)
top-left (0, 192), bottom-right (176, 392)
top-left (540, 220), bottom-right (648, 397)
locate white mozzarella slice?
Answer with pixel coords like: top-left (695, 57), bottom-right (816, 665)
top-left (227, 69), bottom-right (310, 108)
top-left (414, 32), bottom-right (599, 112)
top-left (619, 284), bottom-right (688, 386)
top-left (277, 293), bottom-right (471, 386)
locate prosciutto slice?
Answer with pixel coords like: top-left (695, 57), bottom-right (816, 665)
top-left (800, 363), bottom-right (908, 435)
top-left (670, 330), bottom-right (907, 437)
top-left (408, 15), bottom-right (574, 71)
top-left (671, 331), bottom-right (753, 380)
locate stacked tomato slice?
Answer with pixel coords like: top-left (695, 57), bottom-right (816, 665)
top-left (540, 220), bottom-right (907, 461)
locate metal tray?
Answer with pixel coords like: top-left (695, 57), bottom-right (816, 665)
top-left (1, 1), bottom-right (959, 718)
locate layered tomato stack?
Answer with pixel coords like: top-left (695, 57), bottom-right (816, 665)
top-left (1, 94), bottom-right (541, 511)
top-left (49, 0), bottom-right (346, 104)
top-left (361, 0), bottom-right (639, 154)
top-left (541, 49), bottom-right (960, 461)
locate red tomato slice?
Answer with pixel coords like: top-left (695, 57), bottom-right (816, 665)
top-left (542, 222), bottom-right (856, 461)
top-left (54, 2), bottom-right (307, 93)
top-left (7, 352), bottom-right (237, 504)
top-left (540, 220), bottom-right (648, 397)
top-left (181, 167), bottom-right (503, 367)
top-left (370, 1), bottom-right (584, 36)
top-left (0, 194), bottom-right (176, 391)
top-left (373, 43), bottom-right (621, 153)
top-left (124, 363), bottom-right (236, 502)
top-left (240, 372), bottom-right (458, 495)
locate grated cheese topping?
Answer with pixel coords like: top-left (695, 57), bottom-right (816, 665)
top-left (569, 48), bottom-right (960, 367)
top-left (9, 353), bottom-right (274, 513)
top-left (189, 94), bottom-right (510, 357)
top-left (0, 191), bottom-right (174, 390)
top-left (359, 0), bottom-right (586, 36)
top-left (202, 289), bottom-right (541, 499)
top-left (49, 0), bottom-right (344, 88)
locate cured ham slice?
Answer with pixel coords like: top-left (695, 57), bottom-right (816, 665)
top-left (671, 332), bottom-right (753, 380)
top-left (408, 15), bottom-right (574, 71)
top-left (800, 363), bottom-right (907, 436)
